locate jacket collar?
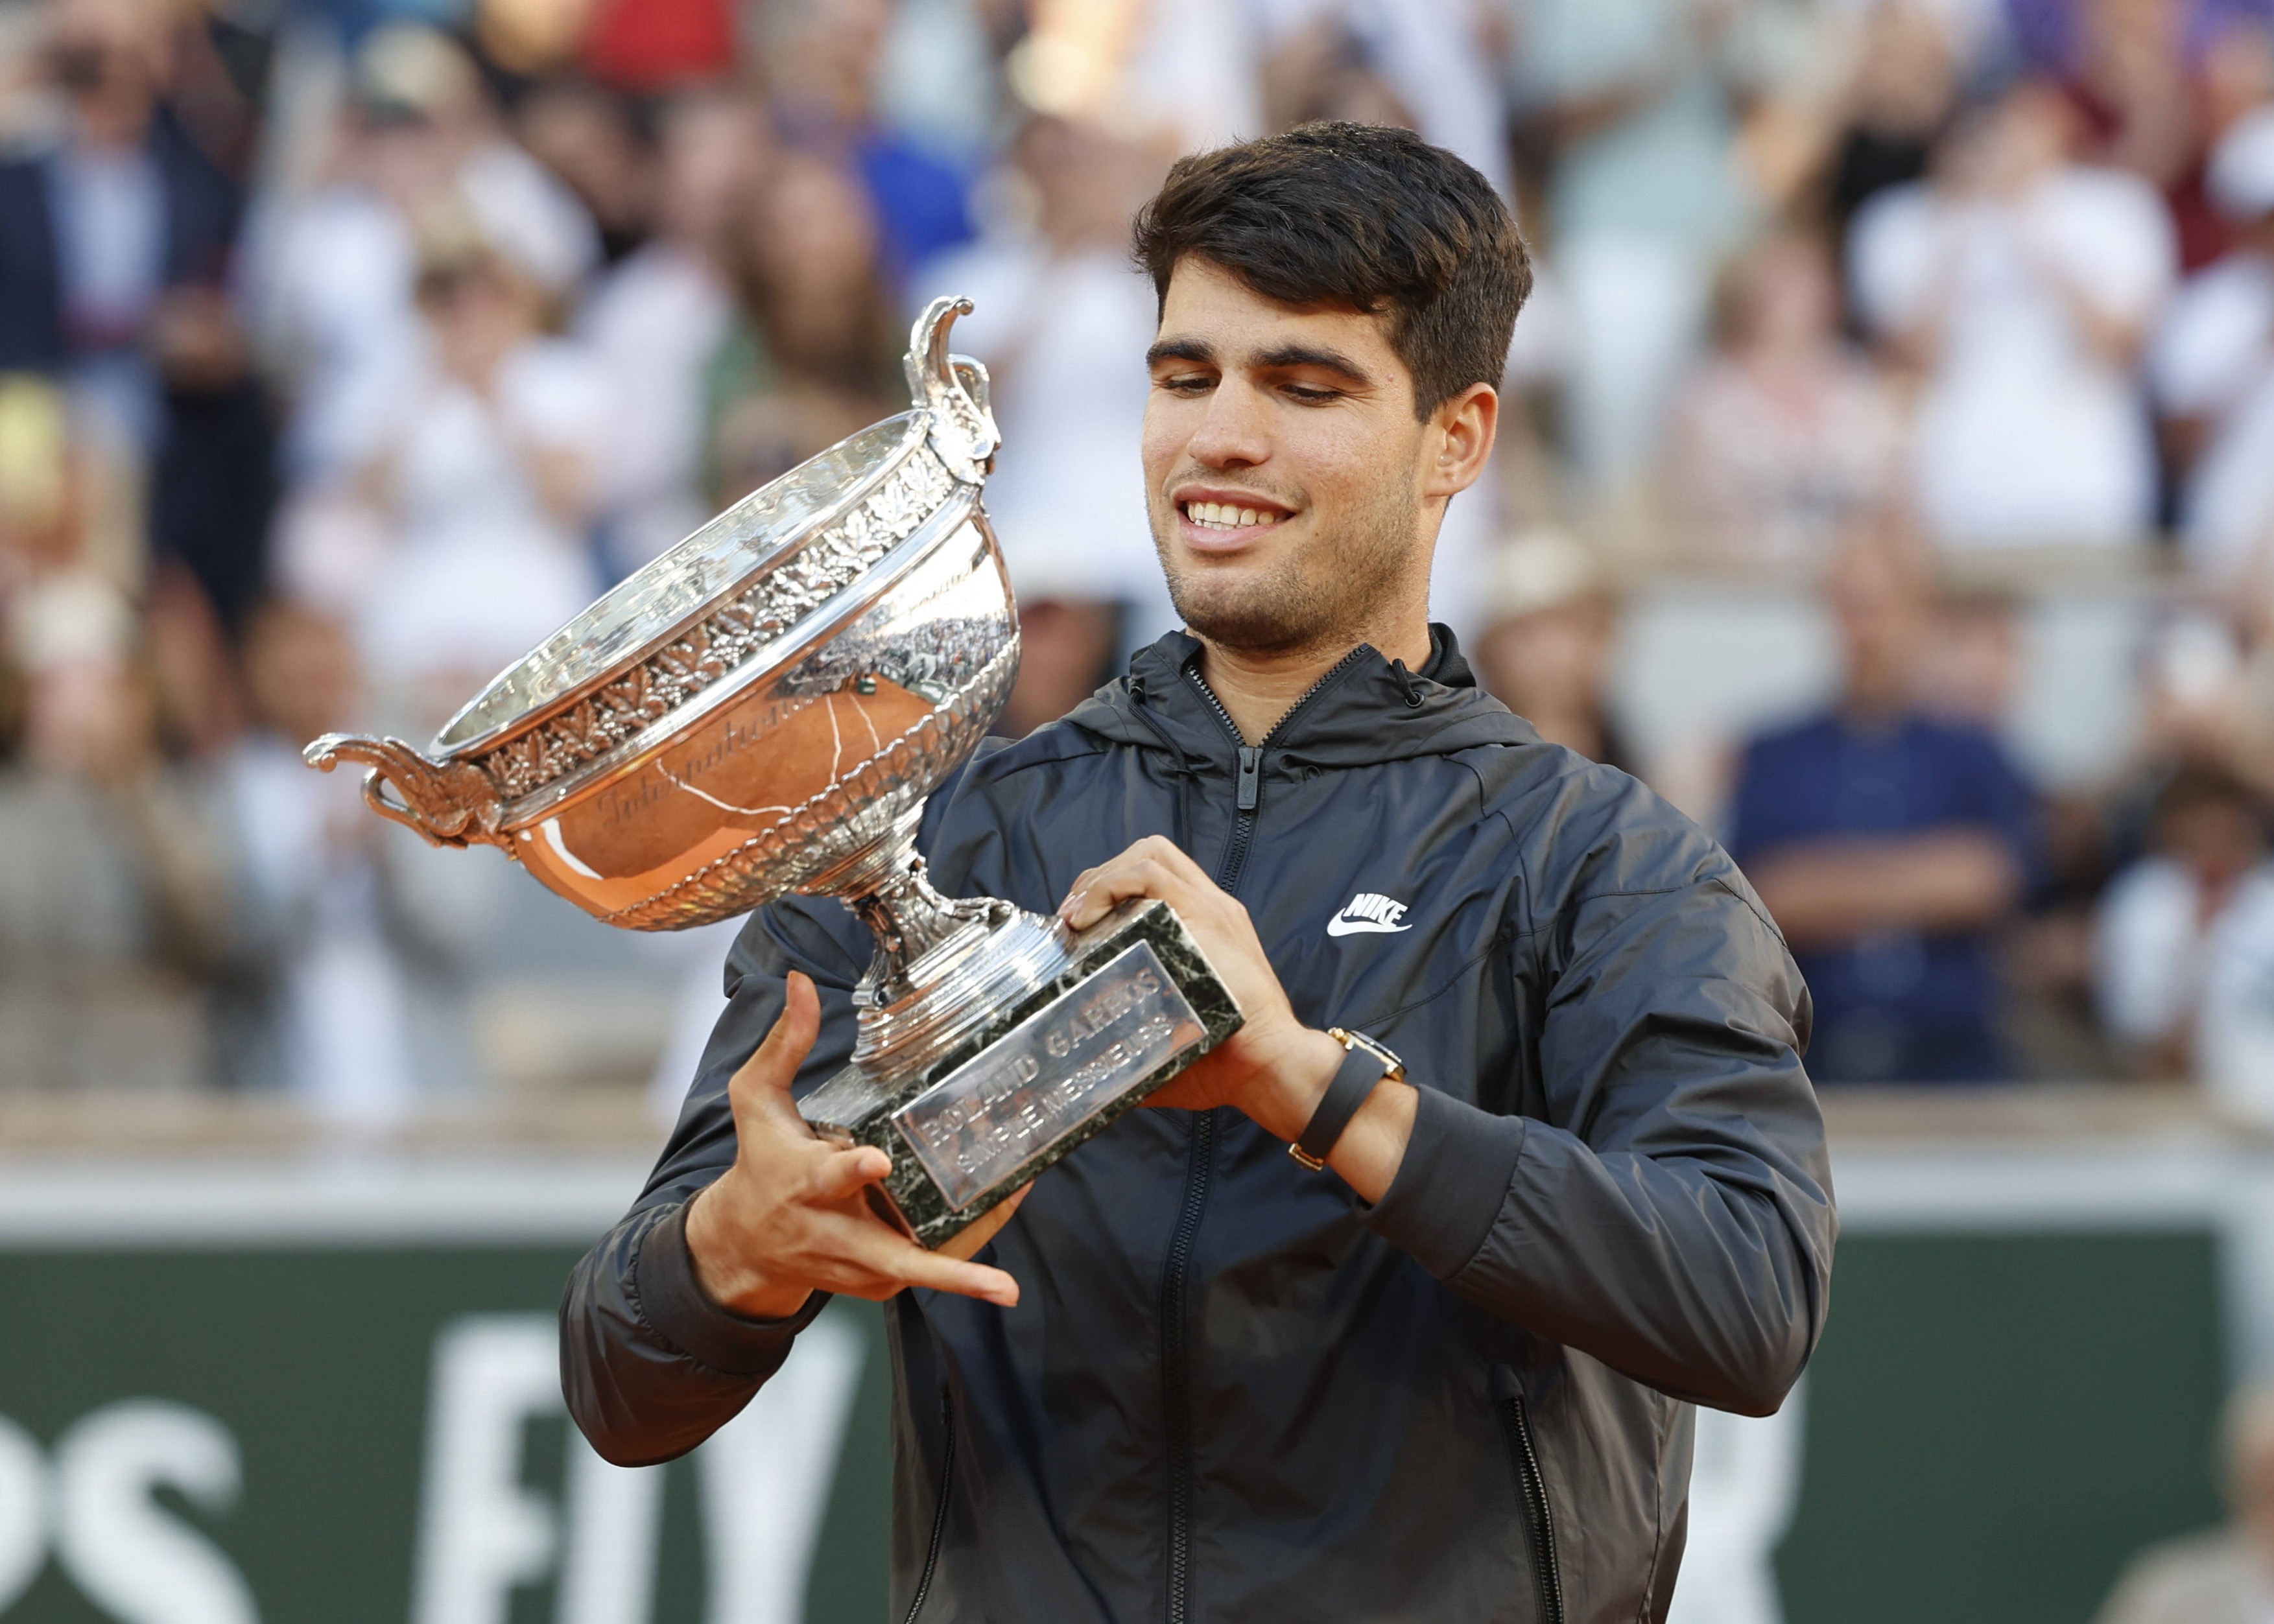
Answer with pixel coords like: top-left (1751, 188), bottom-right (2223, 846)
top-left (1068, 624), bottom-right (1535, 771)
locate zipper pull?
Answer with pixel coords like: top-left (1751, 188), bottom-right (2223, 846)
top-left (1236, 746), bottom-right (1261, 812)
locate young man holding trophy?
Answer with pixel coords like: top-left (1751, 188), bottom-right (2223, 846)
top-left (557, 124), bottom-right (1835, 1624)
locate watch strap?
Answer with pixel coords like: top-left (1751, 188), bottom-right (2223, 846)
top-left (1290, 1039), bottom-right (1392, 1171)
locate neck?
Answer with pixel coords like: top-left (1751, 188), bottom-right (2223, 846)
top-left (1841, 674), bottom-right (1911, 725)
top-left (1192, 611), bottom-right (1432, 746)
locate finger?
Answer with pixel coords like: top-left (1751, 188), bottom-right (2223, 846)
top-left (806, 1142), bottom-right (892, 1203)
top-left (1060, 856), bottom-right (1188, 930)
top-left (1130, 834), bottom-right (1211, 887)
top-left (1056, 837), bottom-right (1189, 920)
top-left (936, 1183), bottom-right (1030, 1262)
top-left (841, 1221), bottom-right (1021, 1307)
top-left (728, 972), bottom-right (822, 1127)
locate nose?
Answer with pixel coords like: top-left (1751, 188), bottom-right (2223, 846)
top-left (1183, 377), bottom-right (1270, 472)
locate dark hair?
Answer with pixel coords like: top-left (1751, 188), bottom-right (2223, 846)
top-left (1130, 122), bottom-right (1530, 419)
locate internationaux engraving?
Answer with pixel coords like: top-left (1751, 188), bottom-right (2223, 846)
top-left (894, 943), bottom-right (1204, 1210)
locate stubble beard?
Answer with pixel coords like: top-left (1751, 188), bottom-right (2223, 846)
top-left (1150, 477), bottom-right (1421, 659)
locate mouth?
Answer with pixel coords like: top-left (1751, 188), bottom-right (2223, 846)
top-left (1174, 495), bottom-right (1293, 541)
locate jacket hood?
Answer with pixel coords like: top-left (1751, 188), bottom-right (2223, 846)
top-left (1064, 624), bottom-right (1535, 772)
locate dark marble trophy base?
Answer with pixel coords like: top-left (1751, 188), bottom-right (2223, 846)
top-left (799, 898), bottom-right (1243, 1248)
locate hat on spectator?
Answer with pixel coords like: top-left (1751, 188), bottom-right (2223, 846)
top-left (352, 22), bottom-right (480, 126)
top-left (2209, 107), bottom-right (2274, 223)
top-left (1480, 528), bottom-right (1607, 624)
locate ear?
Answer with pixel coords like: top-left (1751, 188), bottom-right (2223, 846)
top-left (1421, 382), bottom-right (1498, 504)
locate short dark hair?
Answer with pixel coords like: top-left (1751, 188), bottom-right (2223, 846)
top-left (1130, 122), bottom-right (1531, 419)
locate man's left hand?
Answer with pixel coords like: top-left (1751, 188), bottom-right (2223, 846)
top-left (1057, 836), bottom-right (1345, 1142)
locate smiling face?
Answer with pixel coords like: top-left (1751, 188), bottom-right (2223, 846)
top-left (1137, 255), bottom-right (1491, 655)
top-left (1142, 258), bottom-right (1493, 659)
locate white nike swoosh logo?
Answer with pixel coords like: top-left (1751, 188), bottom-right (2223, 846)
top-left (1326, 915), bottom-right (1413, 937)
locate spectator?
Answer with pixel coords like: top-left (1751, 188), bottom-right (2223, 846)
top-left (2096, 1383), bottom-right (2274, 1623)
top-left (1850, 77), bottom-right (2177, 551)
top-left (1471, 527), bottom-right (1635, 773)
top-left (0, 0), bottom-right (272, 631)
top-left (2063, 0), bottom-right (2274, 274)
top-left (923, 112), bottom-right (1174, 731)
top-left (250, 21), bottom-right (597, 484)
top-left (0, 625), bottom-right (230, 1094)
top-left (762, 0), bottom-right (974, 279)
top-left (514, 78), bottom-right (652, 268)
top-left (2062, 0), bottom-right (2197, 203)
top-left (2154, 106), bottom-right (2274, 583)
top-left (2094, 763), bottom-right (2271, 1076)
top-left (1729, 540), bottom-right (2037, 1083)
top-left (354, 224), bottom-right (608, 698)
top-left (1663, 229), bottom-right (1902, 571)
top-left (1818, 1), bottom-right (1963, 282)
top-left (215, 600), bottom-right (471, 1120)
top-left (578, 86), bottom-right (769, 576)
top-left (1508, 0), bottom-right (1762, 491)
top-left (704, 150), bottom-right (902, 506)
top-left (1257, 1), bottom-right (1515, 201)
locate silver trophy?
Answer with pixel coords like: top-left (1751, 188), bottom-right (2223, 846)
top-left (307, 298), bottom-right (1242, 1245)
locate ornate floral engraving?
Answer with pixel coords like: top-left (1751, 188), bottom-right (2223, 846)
top-left (475, 445), bottom-right (956, 803)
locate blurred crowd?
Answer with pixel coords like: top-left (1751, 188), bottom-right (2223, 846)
top-left (5, 0), bottom-right (2274, 1112)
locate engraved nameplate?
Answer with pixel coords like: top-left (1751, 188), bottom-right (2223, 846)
top-left (892, 942), bottom-right (1205, 1210)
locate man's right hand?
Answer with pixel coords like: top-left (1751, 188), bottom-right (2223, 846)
top-left (682, 972), bottom-right (1026, 1319)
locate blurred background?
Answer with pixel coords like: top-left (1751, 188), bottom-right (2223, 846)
top-left (3, 0), bottom-right (2274, 1618)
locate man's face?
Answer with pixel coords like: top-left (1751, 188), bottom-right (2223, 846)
top-left (1141, 257), bottom-right (1439, 656)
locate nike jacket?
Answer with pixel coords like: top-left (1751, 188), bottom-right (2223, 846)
top-left (562, 626), bottom-right (1837, 1624)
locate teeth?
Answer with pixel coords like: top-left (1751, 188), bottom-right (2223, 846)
top-left (1182, 501), bottom-right (1281, 530)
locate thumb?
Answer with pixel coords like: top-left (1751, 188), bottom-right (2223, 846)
top-left (727, 971), bottom-right (823, 1127)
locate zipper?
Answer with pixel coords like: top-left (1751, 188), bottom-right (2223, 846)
top-left (1159, 650), bottom-right (1366, 1624)
top-left (1160, 1109), bottom-right (1214, 1624)
top-left (1181, 645), bottom-right (1366, 891)
top-left (902, 1395), bottom-right (956, 1624)
top-left (1501, 1393), bottom-right (1565, 1624)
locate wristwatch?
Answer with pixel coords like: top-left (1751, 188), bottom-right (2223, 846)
top-left (1289, 1028), bottom-right (1406, 1171)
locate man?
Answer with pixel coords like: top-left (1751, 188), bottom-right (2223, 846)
top-left (563, 124), bottom-right (1834, 1623)
top-left (0, 0), bottom-right (272, 631)
top-left (1728, 540), bottom-right (2035, 1085)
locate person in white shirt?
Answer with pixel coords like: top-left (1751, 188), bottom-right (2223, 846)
top-left (2152, 107), bottom-right (2274, 583)
top-left (354, 229), bottom-right (606, 694)
top-left (2094, 762), bottom-right (2273, 1079)
top-left (1850, 78), bottom-right (2176, 550)
top-left (248, 22), bottom-right (597, 486)
top-left (919, 113), bottom-right (1178, 720)
top-left (576, 89), bottom-right (770, 579)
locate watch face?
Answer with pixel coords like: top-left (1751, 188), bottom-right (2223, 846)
top-left (1335, 1028), bottom-right (1403, 1077)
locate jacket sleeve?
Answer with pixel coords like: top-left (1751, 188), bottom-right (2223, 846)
top-left (560, 895), bottom-right (868, 1466)
top-left (1364, 818), bottom-right (1835, 1418)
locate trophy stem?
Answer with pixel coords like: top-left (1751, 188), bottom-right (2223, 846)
top-left (823, 812), bottom-right (1069, 1070)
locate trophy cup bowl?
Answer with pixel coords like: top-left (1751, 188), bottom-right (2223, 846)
top-left (306, 297), bottom-right (1242, 1245)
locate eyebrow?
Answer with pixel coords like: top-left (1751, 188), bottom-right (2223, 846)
top-left (1146, 338), bottom-right (1214, 367)
top-left (1253, 343), bottom-right (1372, 384)
top-left (1144, 338), bottom-right (1374, 386)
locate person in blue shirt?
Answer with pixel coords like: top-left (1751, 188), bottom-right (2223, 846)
top-left (1729, 540), bottom-right (2039, 1082)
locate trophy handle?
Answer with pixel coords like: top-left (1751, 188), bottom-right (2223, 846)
top-left (303, 733), bottom-right (510, 849)
top-left (905, 296), bottom-right (999, 484)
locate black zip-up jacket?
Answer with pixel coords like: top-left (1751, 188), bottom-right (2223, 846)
top-left (562, 628), bottom-right (1836, 1624)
